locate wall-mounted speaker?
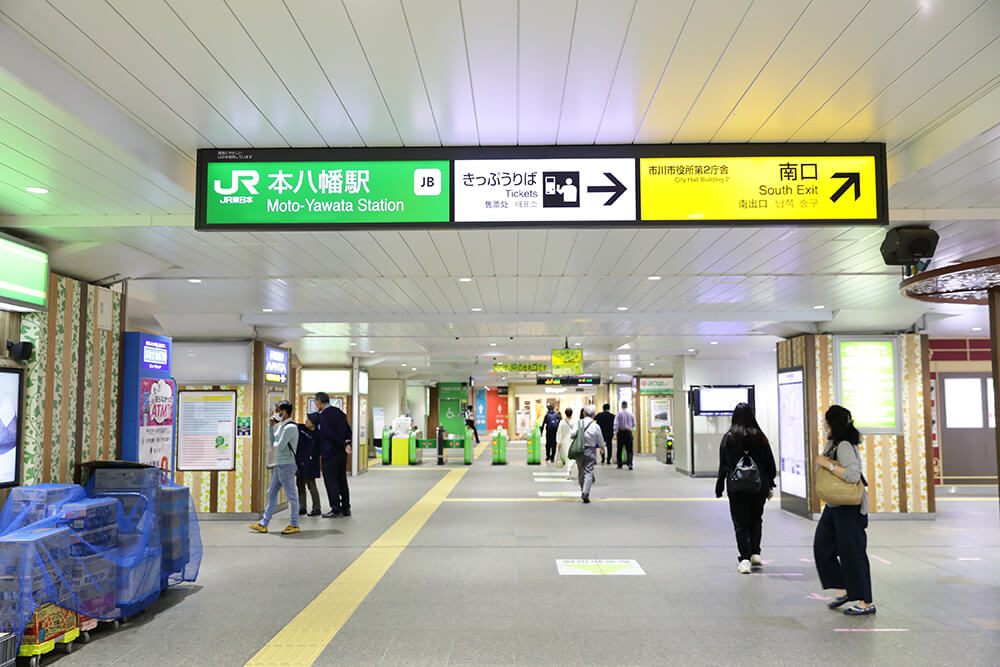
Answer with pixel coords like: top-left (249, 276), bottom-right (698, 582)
top-left (6, 339), bottom-right (33, 361)
top-left (881, 226), bottom-right (939, 265)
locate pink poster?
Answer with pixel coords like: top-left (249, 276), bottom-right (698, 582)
top-left (139, 377), bottom-right (175, 471)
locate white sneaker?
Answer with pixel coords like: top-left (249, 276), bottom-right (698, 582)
top-left (737, 560), bottom-right (752, 574)
top-left (751, 555), bottom-right (763, 566)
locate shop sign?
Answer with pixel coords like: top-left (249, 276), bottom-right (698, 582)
top-left (551, 349), bottom-right (583, 376)
top-left (141, 337), bottom-right (170, 372)
top-left (200, 154), bottom-right (450, 228)
top-left (640, 155), bottom-right (879, 223)
top-left (638, 377), bottom-right (673, 394)
top-left (492, 362), bottom-right (547, 373)
top-left (0, 233), bottom-right (47, 310)
top-left (264, 346), bottom-right (288, 384)
top-left (454, 158), bottom-right (635, 222)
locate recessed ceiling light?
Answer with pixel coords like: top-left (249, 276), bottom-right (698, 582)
top-left (25, 186), bottom-right (49, 194)
top-left (687, 348), bottom-right (695, 353)
top-left (459, 277), bottom-right (473, 283)
top-left (471, 307), bottom-right (482, 312)
top-left (401, 363), bottom-right (408, 366)
top-left (187, 279), bottom-right (202, 284)
top-left (489, 342), bottom-right (497, 347)
top-left (369, 350), bottom-right (375, 354)
top-left (573, 342), bottom-right (581, 346)
top-left (617, 306), bottom-right (628, 311)
top-left (813, 305), bottom-right (825, 309)
top-left (275, 278), bottom-right (288, 286)
top-left (647, 276), bottom-right (661, 281)
top-left (648, 363), bottom-right (654, 367)
top-left (502, 376), bottom-right (507, 380)
top-left (261, 308), bottom-right (273, 313)
top-left (411, 367), bottom-right (416, 371)
top-left (710, 341), bottom-right (718, 345)
top-left (349, 342), bottom-right (357, 346)
top-left (972, 327), bottom-right (983, 332)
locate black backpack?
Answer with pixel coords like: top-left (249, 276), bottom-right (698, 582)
top-left (728, 451), bottom-right (761, 495)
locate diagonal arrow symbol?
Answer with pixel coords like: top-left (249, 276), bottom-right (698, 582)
top-left (586, 172), bottom-right (627, 206)
top-left (830, 172), bottom-right (861, 202)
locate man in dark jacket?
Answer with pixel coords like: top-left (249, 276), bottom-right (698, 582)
top-left (314, 392), bottom-right (352, 518)
top-left (540, 404), bottom-right (561, 463)
top-left (594, 403), bottom-right (616, 465)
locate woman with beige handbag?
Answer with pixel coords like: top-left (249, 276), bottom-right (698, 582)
top-left (812, 405), bottom-right (875, 616)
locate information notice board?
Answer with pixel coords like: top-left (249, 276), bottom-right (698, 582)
top-left (177, 390), bottom-right (237, 471)
top-left (778, 369), bottom-right (807, 499)
top-left (835, 338), bottom-right (900, 433)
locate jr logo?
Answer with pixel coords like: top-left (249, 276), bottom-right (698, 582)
top-left (214, 170), bottom-right (260, 195)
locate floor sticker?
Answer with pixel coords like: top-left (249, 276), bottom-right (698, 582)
top-left (799, 558), bottom-right (814, 563)
top-left (957, 557), bottom-right (982, 561)
top-left (807, 593), bottom-right (833, 600)
top-left (871, 555), bottom-right (892, 565)
top-left (538, 491), bottom-right (580, 497)
top-left (535, 477), bottom-right (574, 483)
top-left (533, 472), bottom-right (565, 477)
top-left (556, 559), bottom-right (646, 576)
top-left (834, 628), bottom-right (908, 632)
top-left (750, 573), bottom-right (802, 576)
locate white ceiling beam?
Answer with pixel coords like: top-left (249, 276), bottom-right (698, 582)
top-left (0, 21), bottom-right (195, 195)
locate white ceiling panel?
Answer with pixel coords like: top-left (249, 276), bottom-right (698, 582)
top-left (516, 0), bottom-right (575, 145)
top-left (461, 0), bottom-right (518, 145)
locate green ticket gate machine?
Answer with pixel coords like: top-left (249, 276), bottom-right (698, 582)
top-left (492, 430), bottom-right (507, 465)
top-left (437, 426), bottom-right (473, 465)
top-left (381, 427), bottom-right (393, 465)
top-left (527, 427), bottom-right (541, 465)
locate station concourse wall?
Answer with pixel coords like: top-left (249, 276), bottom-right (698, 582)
top-left (778, 334), bottom-right (933, 515)
top-left (16, 274), bottom-right (123, 487)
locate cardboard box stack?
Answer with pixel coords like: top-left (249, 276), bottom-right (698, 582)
top-left (0, 526), bottom-right (74, 638)
top-left (158, 485), bottom-right (190, 578)
top-left (57, 498), bottom-right (120, 620)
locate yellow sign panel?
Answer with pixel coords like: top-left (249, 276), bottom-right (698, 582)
top-left (640, 156), bottom-right (878, 222)
top-left (551, 349), bottom-right (583, 376)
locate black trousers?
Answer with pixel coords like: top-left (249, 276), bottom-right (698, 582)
top-left (296, 473), bottom-right (321, 512)
top-left (466, 419), bottom-right (479, 444)
top-left (617, 430), bottom-right (634, 467)
top-left (321, 454), bottom-right (350, 513)
top-left (814, 505), bottom-right (872, 603)
top-left (545, 434), bottom-right (557, 462)
top-left (728, 493), bottom-right (766, 561)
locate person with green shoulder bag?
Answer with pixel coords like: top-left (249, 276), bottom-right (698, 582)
top-left (570, 404), bottom-right (605, 504)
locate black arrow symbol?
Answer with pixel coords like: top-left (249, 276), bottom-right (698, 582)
top-left (830, 172), bottom-right (861, 203)
top-left (587, 172), bottom-right (627, 206)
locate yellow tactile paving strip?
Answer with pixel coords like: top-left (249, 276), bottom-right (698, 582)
top-left (246, 468), bottom-right (467, 666)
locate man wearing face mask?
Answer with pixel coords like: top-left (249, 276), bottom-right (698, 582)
top-left (250, 400), bottom-right (300, 534)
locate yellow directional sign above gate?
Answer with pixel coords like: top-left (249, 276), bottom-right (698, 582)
top-left (639, 155), bottom-right (880, 223)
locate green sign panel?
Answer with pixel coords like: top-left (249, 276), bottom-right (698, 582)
top-left (0, 234), bottom-right (47, 310)
top-left (201, 159), bottom-right (450, 228)
top-left (493, 362), bottom-right (547, 373)
top-left (837, 339), bottom-right (898, 431)
top-left (437, 382), bottom-right (468, 401)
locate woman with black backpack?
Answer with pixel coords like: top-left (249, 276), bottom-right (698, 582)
top-left (715, 402), bottom-right (777, 574)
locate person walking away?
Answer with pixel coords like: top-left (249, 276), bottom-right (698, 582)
top-left (556, 407), bottom-right (576, 475)
top-left (540, 404), bottom-right (561, 463)
top-left (465, 405), bottom-right (480, 444)
top-left (576, 404), bottom-right (606, 503)
top-left (614, 401), bottom-right (636, 469)
top-left (595, 403), bottom-right (615, 465)
top-left (813, 405), bottom-right (876, 616)
top-left (296, 412), bottom-right (323, 516)
top-left (250, 401), bottom-right (300, 534)
top-left (714, 403), bottom-right (776, 574)
top-left (314, 392), bottom-right (353, 518)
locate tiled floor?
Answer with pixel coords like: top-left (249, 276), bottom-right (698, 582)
top-left (52, 445), bottom-right (1000, 666)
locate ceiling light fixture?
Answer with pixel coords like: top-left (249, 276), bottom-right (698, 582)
top-left (25, 186), bottom-right (49, 194)
top-left (350, 342), bottom-right (357, 346)
top-left (369, 350), bottom-right (375, 354)
top-left (411, 367), bottom-right (416, 371)
top-left (972, 327), bottom-right (983, 332)
top-left (617, 306), bottom-right (628, 311)
top-left (261, 308), bottom-right (273, 313)
top-left (275, 279), bottom-right (288, 286)
top-left (813, 305), bottom-right (825, 309)
top-left (710, 341), bottom-right (718, 345)
top-left (687, 348), bottom-right (695, 353)
top-left (471, 307), bottom-right (482, 312)
top-left (489, 343), bottom-right (497, 347)
top-left (573, 342), bottom-right (581, 346)
top-left (187, 279), bottom-right (202, 284)
top-left (459, 277), bottom-right (473, 283)
top-left (648, 363), bottom-right (654, 367)
top-left (401, 363), bottom-right (407, 366)
top-left (647, 276), bottom-right (661, 281)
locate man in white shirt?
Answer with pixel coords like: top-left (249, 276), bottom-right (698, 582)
top-left (613, 401), bottom-right (636, 470)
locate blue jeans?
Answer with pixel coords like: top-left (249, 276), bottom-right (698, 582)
top-left (261, 463), bottom-right (299, 527)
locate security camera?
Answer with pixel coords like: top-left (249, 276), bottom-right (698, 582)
top-left (455, 336), bottom-right (460, 341)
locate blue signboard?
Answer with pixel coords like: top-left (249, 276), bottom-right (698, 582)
top-left (264, 346), bottom-right (288, 384)
top-left (141, 338), bottom-right (170, 371)
top-left (123, 332), bottom-right (175, 472)
top-left (475, 388), bottom-right (487, 432)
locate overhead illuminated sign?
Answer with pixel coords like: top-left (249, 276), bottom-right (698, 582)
top-left (454, 158), bottom-right (635, 222)
top-left (200, 153), bottom-right (450, 228)
top-left (492, 362), bottom-right (547, 373)
top-left (196, 145), bottom-right (886, 229)
top-left (0, 233), bottom-right (48, 311)
top-left (835, 338), bottom-right (900, 432)
top-left (638, 378), bottom-right (673, 394)
top-left (264, 347), bottom-right (288, 384)
top-left (551, 349), bottom-right (583, 376)
top-left (640, 155), bottom-right (879, 222)
top-left (537, 375), bottom-right (599, 386)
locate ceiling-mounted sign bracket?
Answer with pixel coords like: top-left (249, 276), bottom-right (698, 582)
top-left (195, 143), bottom-right (887, 231)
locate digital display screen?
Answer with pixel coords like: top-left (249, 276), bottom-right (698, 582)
top-left (836, 339), bottom-right (899, 431)
top-left (264, 346), bottom-right (288, 384)
top-left (0, 369), bottom-right (23, 487)
top-left (695, 386), bottom-right (752, 416)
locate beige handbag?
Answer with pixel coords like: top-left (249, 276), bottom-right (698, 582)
top-left (815, 465), bottom-right (864, 505)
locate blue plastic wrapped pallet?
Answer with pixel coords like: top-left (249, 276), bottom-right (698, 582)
top-left (0, 463), bottom-right (201, 654)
